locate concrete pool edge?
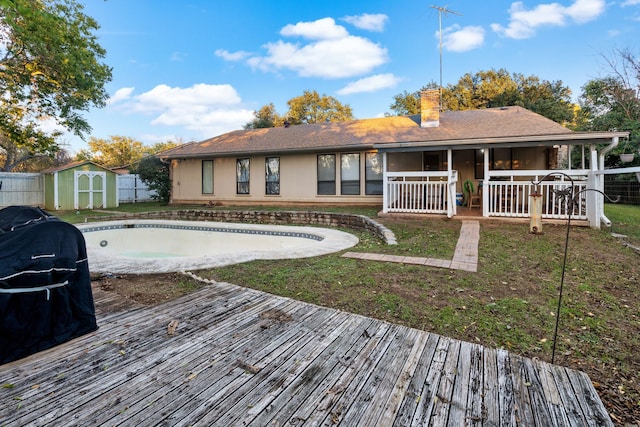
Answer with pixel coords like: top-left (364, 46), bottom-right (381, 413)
top-left (79, 209), bottom-right (397, 245)
top-left (76, 219), bottom-right (360, 274)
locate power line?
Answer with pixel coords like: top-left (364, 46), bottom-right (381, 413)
top-left (429, 4), bottom-right (462, 109)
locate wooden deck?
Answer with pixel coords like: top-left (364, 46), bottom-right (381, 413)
top-left (0, 281), bottom-right (612, 426)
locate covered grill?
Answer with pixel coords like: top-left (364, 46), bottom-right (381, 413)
top-left (0, 206), bottom-right (97, 364)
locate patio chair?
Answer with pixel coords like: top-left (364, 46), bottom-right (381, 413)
top-left (468, 183), bottom-right (482, 208)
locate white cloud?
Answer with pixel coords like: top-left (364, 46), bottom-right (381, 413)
top-left (441, 25), bottom-right (485, 52)
top-left (337, 73), bottom-right (401, 95)
top-left (565, 0), bottom-right (606, 22)
top-left (170, 51), bottom-right (187, 62)
top-left (107, 87), bottom-right (135, 105)
top-left (244, 17), bottom-right (388, 79)
top-left (492, 0), bottom-right (605, 39)
top-left (115, 83), bottom-right (253, 137)
top-left (622, 0), bottom-right (640, 5)
top-left (280, 17), bottom-right (349, 40)
top-left (342, 13), bottom-right (388, 32)
top-left (215, 48), bottom-right (251, 61)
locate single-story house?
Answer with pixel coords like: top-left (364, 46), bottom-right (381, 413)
top-left (160, 90), bottom-right (630, 228)
top-left (42, 161), bottom-right (118, 210)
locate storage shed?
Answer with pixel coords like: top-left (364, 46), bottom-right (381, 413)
top-left (42, 161), bottom-right (118, 210)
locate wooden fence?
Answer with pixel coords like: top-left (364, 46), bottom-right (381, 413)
top-left (0, 173), bottom-right (154, 208)
top-left (0, 173), bottom-right (44, 207)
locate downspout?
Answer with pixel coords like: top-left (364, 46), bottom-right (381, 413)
top-left (597, 136), bottom-right (619, 227)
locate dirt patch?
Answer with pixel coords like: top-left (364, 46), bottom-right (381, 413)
top-left (91, 272), bottom-right (204, 306)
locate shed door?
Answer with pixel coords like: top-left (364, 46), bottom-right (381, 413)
top-left (74, 171), bottom-right (106, 209)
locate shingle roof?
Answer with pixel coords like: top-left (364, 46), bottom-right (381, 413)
top-left (40, 160), bottom-right (111, 174)
top-left (162, 106), bottom-right (574, 159)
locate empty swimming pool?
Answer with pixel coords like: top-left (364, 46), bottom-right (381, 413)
top-left (77, 220), bottom-right (359, 273)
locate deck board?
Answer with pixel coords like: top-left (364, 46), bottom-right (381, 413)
top-left (0, 281), bottom-right (612, 426)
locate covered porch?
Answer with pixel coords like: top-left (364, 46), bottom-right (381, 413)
top-left (379, 132), bottom-right (631, 228)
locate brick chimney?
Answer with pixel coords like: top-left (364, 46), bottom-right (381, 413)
top-left (420, 89), bottom-right (440, 128)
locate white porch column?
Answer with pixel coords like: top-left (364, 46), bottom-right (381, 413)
top-left (587, 147), bottom-right (600, 229)
top-left (382, 152), bottom-right (389, 213)
top-left (482, 148), bottom-right (489, 217)
top-left (447, 149), bottom-right (454, 218)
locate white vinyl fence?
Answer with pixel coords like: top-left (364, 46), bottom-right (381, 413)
top-left (117, 174), bottom-right (156, 203)
top-left (0, 172), bottom-right (154, 208)
top-left (0, 173), bottom-right (44, 207)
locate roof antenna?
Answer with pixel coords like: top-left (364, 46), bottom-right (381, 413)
top-left (430, 4), bottom-right (462, 110)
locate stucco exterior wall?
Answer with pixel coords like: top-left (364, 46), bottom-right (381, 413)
top-left (169, 147), bottom-right (553, 207)
top-left (170, 152), bottom-right (383, 206)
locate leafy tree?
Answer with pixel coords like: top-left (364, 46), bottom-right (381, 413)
top-left (244, 103), bottom-right (283, 129)
top-left (76, 136), bottom-right (147, 168)
top-left (0, 0), bottom-right (112, 171)
top-left (136, 155), bottom-right (170, 204)
top-left (387, 84), bottom-right (438, 116)
top-left (147, 140), bottom-right (181, 155)
top-left (576, 79), bottom-right (639, 168)
top-left (76, 136), bottom-right (182, 169)
top-left (0, 145), bottom-right (72, 172)
top-left (286, 90), bottom-right (353, 125)
top-left (388, 69), bottom-right (575, 125)
top-left (243, 92), bottom-right (353, 128)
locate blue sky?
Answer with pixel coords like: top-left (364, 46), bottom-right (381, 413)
top-left (64, 0), bottom-right (640, 153)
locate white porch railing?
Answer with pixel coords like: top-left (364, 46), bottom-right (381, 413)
top-left (484, 170), bottom-right (589, 220)
top-left (382, 169), bottom-right (591, 221)
top-left (384, 171), bottom-right (458, 216)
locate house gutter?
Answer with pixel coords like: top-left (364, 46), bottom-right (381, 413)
top-left (374, 131), bottom-right (629, 152)
top-left (598, 136), bottom-right (620, 227)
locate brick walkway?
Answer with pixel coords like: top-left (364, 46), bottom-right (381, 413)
top-left (342, 220), bottom-right (480, 272)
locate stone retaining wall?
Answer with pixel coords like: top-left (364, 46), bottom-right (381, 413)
top-left (91, 210), bottom-right (397, 245)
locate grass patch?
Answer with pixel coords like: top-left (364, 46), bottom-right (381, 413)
top-left (605, 203), bottom-right (640, 245)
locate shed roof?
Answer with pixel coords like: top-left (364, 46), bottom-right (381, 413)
top-left (161, 106), bottom-right (626, 159)
top-left (40, 161), bottom-right (113, 174)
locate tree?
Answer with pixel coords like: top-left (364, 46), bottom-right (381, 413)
top-left (0, 145), bottom-right (72, 172)
top-left (136, 155), bottom-right (170, 205)
top-left (77, 136), bottom-right (147, 168)
top-left (388, 69), bottom-right (575, 125)
top-left (243, 92), bottom-right (353, 128)
top-left (0, 0), bottom-right (112, 171)
top-left (243, 103), bottom-right (283, 129)
top-left (147, 140), bottom-right (181, 155)
top-left (387, 84), bottom-right (437, 116)
top-left (576, 79), bottom-right (639, 167)
top-left (286, 90), bottom-right (353, 125)
top-left (76, 136), bottom-right (182, 168)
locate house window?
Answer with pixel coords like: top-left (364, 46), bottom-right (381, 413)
top-left (236, 158), bottom-right (250, 194)
top-left (317, 154), bottom-right (336, 195)
top-left (265, 157), bottom-right (280, 195)
top-left (365, 152), bottom-right (383, 195)
top-left (341, 153), bottom-right (360, 195)
top-left (475, 150), bottom-right (484, 180)
top-left (202, 160), bottom-right (213, 194)
top-left (492, 148), bottom-right (513, 170)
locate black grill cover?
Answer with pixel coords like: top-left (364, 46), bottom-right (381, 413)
top-left (0, 206), bottom-right (97, 364)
